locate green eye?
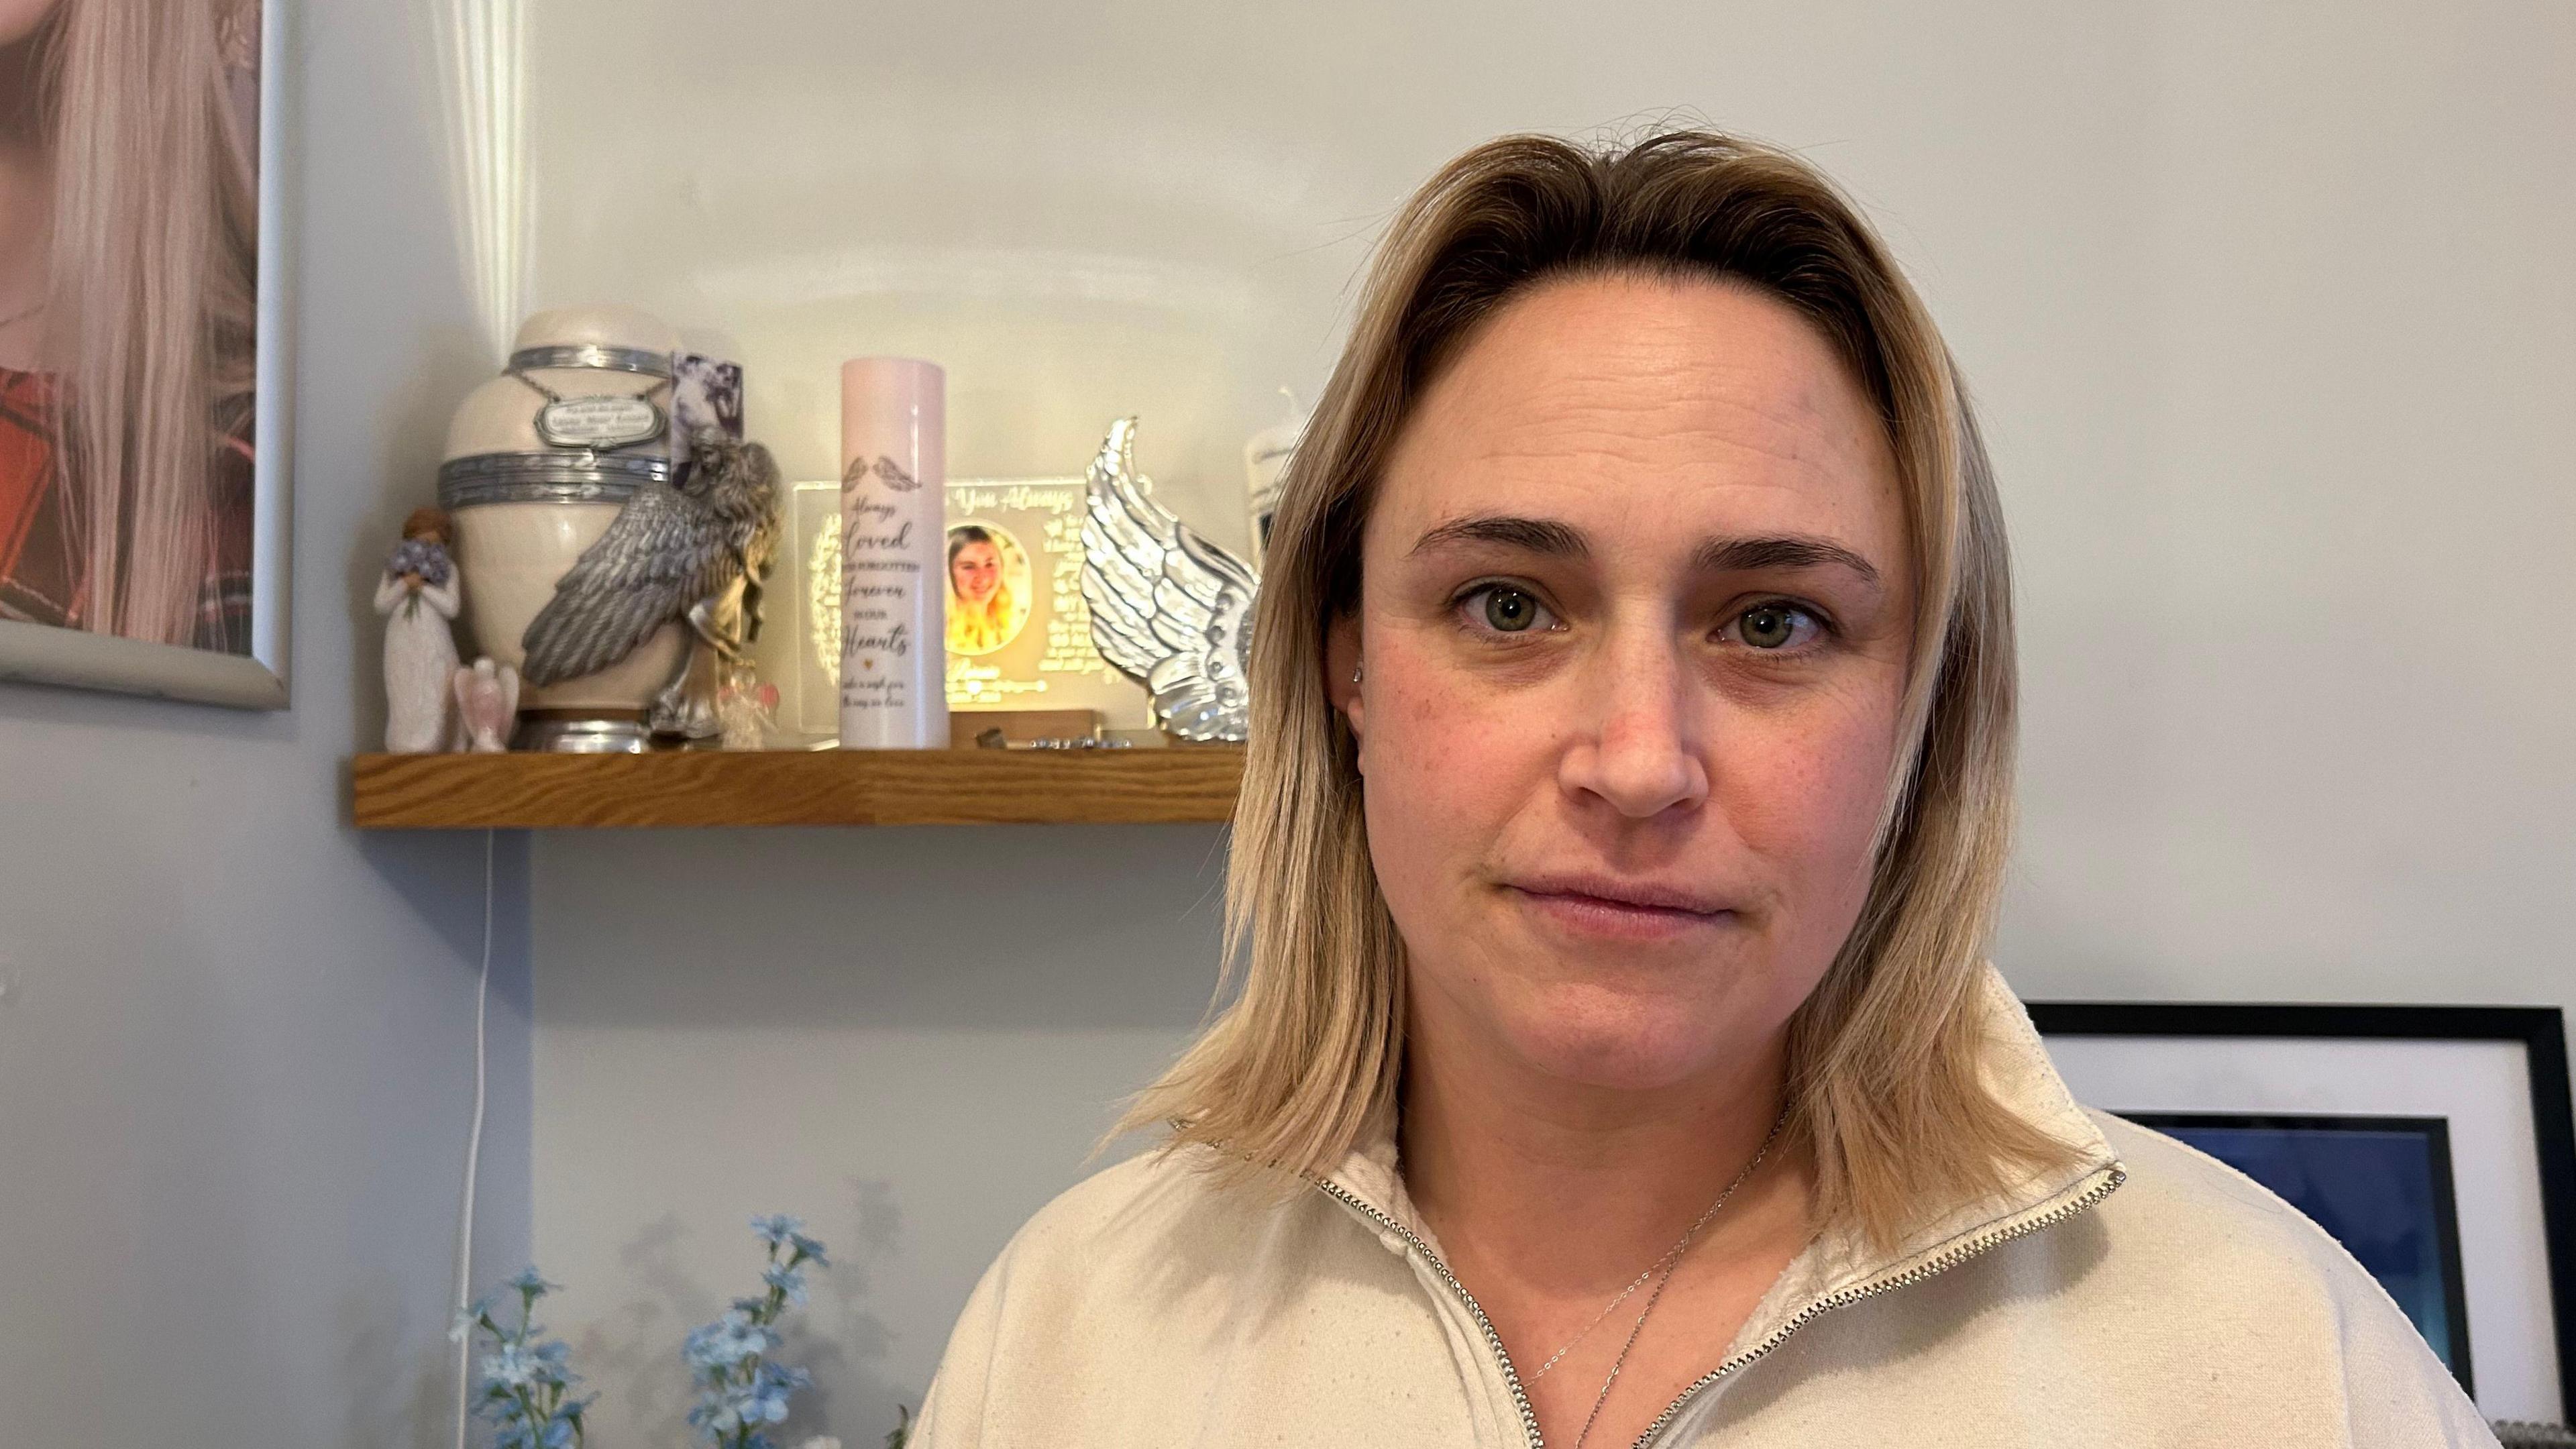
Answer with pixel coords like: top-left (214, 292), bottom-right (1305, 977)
top-left (1483, 588), bottom-right (1540, 632)
top-left (1739, 604), bottom-right (1798, 649)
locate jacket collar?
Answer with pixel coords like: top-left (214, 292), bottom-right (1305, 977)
top-left (1318, 963), bottom-right (2126, 1336)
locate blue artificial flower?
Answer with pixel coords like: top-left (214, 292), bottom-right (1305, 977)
top-left (451, 1299), bottom-right (492, 1344)
top-left (686, 1220), bottom-right (830, 1446)
top-left (752, 1361), bottom-right (814, 1402)
top-left (748, 1360), bottom-right (812, 1423)
top-left (688, 1393), bottom-right (747, 1436)
top-left (761, 1262), bottom-right (808, 1307)
top-left (508, 1267), bottom-right (559, 1300)
top-left (483, 1342), bottom-right (547, 1391)
top-left (683, 1309), bottom-right (775, 1372)
top-left (749, 1214), bottom-right (804, 1247)
top-left (694, 1360), bottom-right (809, 1444)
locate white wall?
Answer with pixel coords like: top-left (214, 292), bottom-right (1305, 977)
top-left (534, 826), bottom-right (1224, 1442)
top-left (0, 4), bottom-right (533, 1446)
top-left (523, 2), bottom-right (2576, 1444)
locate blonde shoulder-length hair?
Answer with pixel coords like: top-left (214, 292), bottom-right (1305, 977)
top-left (34, 0), bottom-right (258, 647)
top-left (1119, 130), bottom-right (2072, 1248)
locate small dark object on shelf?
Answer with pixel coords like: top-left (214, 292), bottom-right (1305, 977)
top-left (971, 727), bottom-right (1131, 751)
top-left (949, 707), bottom-right (1102, 749)
top-left (2498, 1424), bottom-right (2576, 1448)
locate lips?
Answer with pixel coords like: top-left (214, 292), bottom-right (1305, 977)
top-left (1510, 872), bottom-right (1729, 913)
top-left (1503, 872), bottom-right (1737, 941)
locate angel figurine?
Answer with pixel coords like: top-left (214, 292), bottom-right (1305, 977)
top-left (517, 426), bottom-right (782, 741)
top-left (452, 657), bottom-right (521, 753)
top-left (1080, 418), bottom-right (1260, 742)
top-left (375, 506), bottom-right (463, 753)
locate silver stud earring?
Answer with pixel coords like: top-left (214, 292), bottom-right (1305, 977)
top-left (1351, 658), bottom-right (1364, 686)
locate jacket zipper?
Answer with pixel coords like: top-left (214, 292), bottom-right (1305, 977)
top-left (1311, 1162), bottom-right (2125, 1449)
top-left (1625, 1163), bottom-right (2127, 1446)
top-left (1310, 1178), bottom-right (1548, 1448)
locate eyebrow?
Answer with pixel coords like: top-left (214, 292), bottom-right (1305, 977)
top-left (1409, 513), bottom-right (1883, 587)
top-left (1409, 514), bottom-right (1588, 557)
top-left (1692, 534), bottom-right (1882, 586)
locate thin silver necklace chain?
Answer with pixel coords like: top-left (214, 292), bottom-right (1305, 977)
top-left (1525, 1263), bottom-right (1659, 1381)
top-left (1560, 1108), bottom-right (1788, 1449)
top-left (1527, 1106), bottom-right (1788, 1380)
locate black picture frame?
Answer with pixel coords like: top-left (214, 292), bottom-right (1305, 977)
top-left (2028, 1001), bottom-right (2576, 1421)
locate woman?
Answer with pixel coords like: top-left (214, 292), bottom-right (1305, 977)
top-left (0, 0), bottom-right (258, 653)
top-left (912, 133), bottom-right (2489, 1446)
top-left (943, 524), bottom-right (1022, 655)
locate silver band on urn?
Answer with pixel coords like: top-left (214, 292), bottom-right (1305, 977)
top-left (437, 451), bottom-right (675, 510)
top-left (505, 343), bottom-right (675, 378)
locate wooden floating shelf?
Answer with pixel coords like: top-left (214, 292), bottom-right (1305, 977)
top-left (350, 746), bottom-right (1245, 829)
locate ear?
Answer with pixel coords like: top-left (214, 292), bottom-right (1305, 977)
top-left (1322, 610), bottom-right (1365, 757)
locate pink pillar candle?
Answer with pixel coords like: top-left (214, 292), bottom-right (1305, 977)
top-left (837, 357), bottom-right (949, 749)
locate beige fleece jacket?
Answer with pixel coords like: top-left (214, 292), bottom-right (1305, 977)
top-left (913, 968), bottom-right (2497, 1446)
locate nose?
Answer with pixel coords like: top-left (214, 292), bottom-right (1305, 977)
top-left (1556, 630), bottom-right (1709, 819)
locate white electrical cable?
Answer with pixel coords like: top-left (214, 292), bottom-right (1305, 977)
top-left (453, 827), bottom-right (496, 1449)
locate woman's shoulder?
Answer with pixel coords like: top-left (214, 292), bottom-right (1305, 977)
top-left (1000, 1144), bottom-right (1222, 1256)
top-left (913, 1144), bottom-right (1434, 1444)
top-left (2078, 1108), bottom-right (2486, 1430)
top-left (989, 1141), bottom-right (1327, 1283)
top-left (2086, 1108), bottom-right (2392, 1291)
top-left (1814, 1108), bottom-right (2490, 1445)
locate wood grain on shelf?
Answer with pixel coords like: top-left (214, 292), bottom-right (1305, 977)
top-left (350, 747), bottom-right (1245, 828)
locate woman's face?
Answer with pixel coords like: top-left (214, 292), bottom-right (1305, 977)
top-left (949, 539), bottom-right (1001, 604)
top-left (1336, 273), bottom-right (1915, 1096)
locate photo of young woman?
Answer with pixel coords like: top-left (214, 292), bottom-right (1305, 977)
top-left (0, 0), bottom-right (260, 655)
top-left (943, 522), bottom-right (1032, 657)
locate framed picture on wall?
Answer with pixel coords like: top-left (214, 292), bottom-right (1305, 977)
top-left (2030, 1001), bottom-right (2576, 1425)
top-left (0, 0), bottom-right (291, 708)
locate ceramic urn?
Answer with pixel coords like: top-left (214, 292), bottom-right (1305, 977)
top-left (437, 304), bottom-right (688, 751)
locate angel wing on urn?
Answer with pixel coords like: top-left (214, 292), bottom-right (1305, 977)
top-left (519, 426), bottom-right (783, 737)
top-left (1079, 418), bottom-right (1260, 743)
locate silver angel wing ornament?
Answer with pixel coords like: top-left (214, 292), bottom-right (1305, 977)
top-left (1079, 418), bottom-right (1260, 742)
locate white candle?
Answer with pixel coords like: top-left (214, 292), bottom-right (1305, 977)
top-left (838, 358), bottom-right (949, 749)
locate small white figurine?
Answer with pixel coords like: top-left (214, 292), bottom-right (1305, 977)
top-left (375, 506), bottom-right (463, 753)
top-left (453, 657), bottom-right (521, 753)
